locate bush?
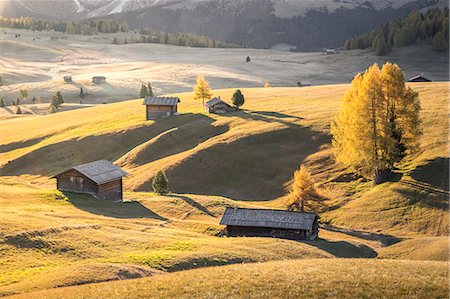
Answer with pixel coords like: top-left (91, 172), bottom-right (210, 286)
top-left (152, 170), bottom-right (169, 195)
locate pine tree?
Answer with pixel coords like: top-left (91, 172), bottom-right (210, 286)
top-left (0, 76), bottom-right (3, 86)
top-left (140, 84), bottom-right (149, 98)
top-left (51, 95), bottom-right (60, 109)
top-left (374, 36), bottom-right (389, 56)
top-left (49, 104), bottom-right (57, 114)
top-left (152, 170), bottom-right (169, 195)
top-left (15, 98), bottom-right (20, 106)
top-left (0, 97), bottom-right (5, 107)
top-left (286, 166), bottom-right (324, 212)
top-left (19, 89), bottom-right (28, 101)
top-left (147, 83), bottom-right (154, 97)
top-left (80, 87), bottom-right (85, 98)
top-left (113, 37), bottom-right (118, 45)
top-left (193, 75), bottom-right (212, 106)
top-left (231, 89), bottom-right (245, 110)
top-left (331, 63), bottom-right (421, 184)
top-left (15, 105), bottom-right (22, 114)
top-left (66, 21), bottom-right (75, 34)
top-left (432, 31), bottom-right (447, 51)
top-left (56, 91), bottom-right (64, 105)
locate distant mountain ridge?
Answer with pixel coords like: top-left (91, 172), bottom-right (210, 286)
top-left (0, 0), bottom-right (446, 50)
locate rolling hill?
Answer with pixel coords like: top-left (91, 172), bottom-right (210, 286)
top-left (0, 82), bottom-right (448, 297)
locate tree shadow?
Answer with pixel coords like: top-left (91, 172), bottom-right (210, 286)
top-left (0, 136), bottom-right (49, 154)
top-left (409, 157), bottom-right (449, 191)
top-left (304, 238), bottom-right (377, 258)
top-left (245, 110), bottom-right (304, 120)
top-left (64, 192), bottom-right (167, 220)
top-left (168, 194), bottom-right (215, 217)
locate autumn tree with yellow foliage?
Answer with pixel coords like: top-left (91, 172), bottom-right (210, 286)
top-left (286, 166), bottom-right (325, 212)
top-left (331, 63), bottom-right (421, 184)
top-left (193, 75), bottom-right (212, 105)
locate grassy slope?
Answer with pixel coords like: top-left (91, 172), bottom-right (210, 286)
top-left (0, 83), bottom-right (448, 236)
top-left (378, 237), bottom-right (449, 261)
top-left (10, 259), bottom-right (449, 299)
top-left (0, 176), bottom-right (379, 296)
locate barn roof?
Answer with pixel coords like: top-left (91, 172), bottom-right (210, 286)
top-left (205, 97), bottom-right (231, 107)
top-left (55, 160), bottom-right (127, 185)
top-left (92, 76), bottom-right (106, 79)
top-left (220, 208), bottom-right (317, 230)
top-left (143, 97), bottom-right (180, 106)
top-left (408, 74), bottom-right (432, 82)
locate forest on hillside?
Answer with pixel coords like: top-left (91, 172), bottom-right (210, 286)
top-left (344, 8), bottom-right (449, 55)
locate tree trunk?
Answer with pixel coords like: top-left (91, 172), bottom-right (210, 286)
top-left (373, 168), bottom-right (393, 185)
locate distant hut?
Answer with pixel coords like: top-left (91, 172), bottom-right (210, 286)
top-left (408, 74), bottom-right (432, 83)
top-left (143, 96), bottom-right (180, 120)
top-left (204, 97), bottom-right (234, 114)
top-left (220, 207), bottom-right (319, 240)
top-left (53, 160), bottom-right (127, 202)
top-left (92, 76), bottom-right (106, 84)
top-left (297, 81), bottom-right (312, 87)
top-left (246, 56), bottom-right (251, 63)
top-left (63, 75), bottom-right (72, 83)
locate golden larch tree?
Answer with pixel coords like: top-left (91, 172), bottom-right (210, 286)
top-left (286, 166), bottom-right (324, 212)
top-left (193, 75), bottom-right (212, 105)
top-left (331, 63), bottom-right (421, 184)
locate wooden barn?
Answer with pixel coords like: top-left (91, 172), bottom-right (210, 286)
top-left (92, 76), bottom-right (106, 84)
top-left (143, 96), bottom-right (180, 120)
top-left (204, 97), bottom-right (234, 114)
top-left (53, 160), bottom-right (127, 202)
top-left (408, 74), bottom-right (432, 82)
top-left (220, 208), bottom-right (319, 240)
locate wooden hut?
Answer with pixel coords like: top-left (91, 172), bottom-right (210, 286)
top-left (408, 74), bottom-right (432, 82)
top-left (204, 97), bottom-right (234, 114)
top-left (92, 76), bottom-right (106, 84)
top-left (143, 96), bottom-right (180, 120)
top-left (53, 160), bottom-right (127, 202)
top-left (220, 207), bottom-right (319, 240)
top-left (63, 75), bottom-right (72, 83)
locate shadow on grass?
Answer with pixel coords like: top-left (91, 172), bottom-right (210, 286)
top-left (168, 194), bottom-right (215, 217)
top-left (64, 192), bottom-right (167, 220)
top-left (409, 157), bottom-right (449, 192)
top-left (323, 225), bottom-right (401, 246)
top-left (305, 239), bottom-right (377, 258)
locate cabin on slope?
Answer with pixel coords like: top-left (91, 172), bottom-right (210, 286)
top-left (53, 160), bottom-right (127, 202)
top-left (220, 207), bottom-right (319, 240)
top-left (92, 76), bottom-right (106, 84)
top-left (408, 74), bottom-right (432, 82)
top-left (204, 97), bottom-right (234, 114)
top-left (143, 96), bottom-right (180, 120)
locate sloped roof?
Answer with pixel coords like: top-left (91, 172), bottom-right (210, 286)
top-left (143, 97), bottom-right (180, 106)
top-left (56, 160), bottom-right (127, 185)
top-left (205, 97), bottom-right (231, 107)
top-left (220, 208), bottom-right (317, 230)
top-left (408, 74), bottom-right (432, 82)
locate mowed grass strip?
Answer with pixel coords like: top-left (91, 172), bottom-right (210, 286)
top-left (10, 259), bottom-right (449, 299)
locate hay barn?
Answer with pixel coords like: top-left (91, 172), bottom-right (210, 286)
top-left (92, 76), bottom-right (106, 84)
top-left (408, 74), bottom-right (432, 82)
top-left (143, 96), bottom-right (180, 120)
top-left (204, 97), bottom-right (234, 114)
top-left (53, 160), bottom-right (127, 202)
top-left (220, 208), bottom-right (319, 240)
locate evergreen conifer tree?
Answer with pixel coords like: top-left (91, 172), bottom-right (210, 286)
top-left (152, 170), bottom-right (169, 195)
top-left (231, 89), bottom-right (245, 110)
top-left (140, 84), bottom-right (149, 98)
top-left (147, 83), bottom-right (154, 97)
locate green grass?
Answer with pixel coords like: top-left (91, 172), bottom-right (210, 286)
top-left (9, 259), bottom-right (448, 299)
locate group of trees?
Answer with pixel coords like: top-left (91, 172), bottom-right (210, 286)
top-left (112, 28), bottom-right (238, 48)
top-left (344, 8), bottom-right (449, 55)
top-left (139, 83), bottom-right (154, 98)
top-left (49, 91), bottom-right (64, 113)
top-left (193, 75), bottom-right (245, 109)
top-left (0, 16), bottom-right (128, 35)
top-left (331, 63), bottom-right (421, 184)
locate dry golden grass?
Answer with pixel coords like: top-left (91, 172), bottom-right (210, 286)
top-left (10, 259), bottom-right (449, 299)
top-left (378, 237), bottom-right (449, 261)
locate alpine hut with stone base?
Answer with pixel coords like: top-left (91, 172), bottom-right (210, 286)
top-left (408, 74), bottom-right (432, 82)
top-left (53, 160), bottom-right (127, 202)
top-left (143, 96), bottom-right (180, 120)
top-left (220, 207), bottom-right (319, 240)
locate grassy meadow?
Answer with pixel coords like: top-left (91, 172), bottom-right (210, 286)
top-left (0, 81), bottom-right (448, 297)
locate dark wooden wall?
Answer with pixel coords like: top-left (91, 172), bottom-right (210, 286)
top-left (56, 169), bottom-right (97, 194)
top-left (225, 225), bottom-right (308, 240)
top-left (97, 179), bottom-right (123, 201)
top-left (146, 105), bottom-right (177, 120)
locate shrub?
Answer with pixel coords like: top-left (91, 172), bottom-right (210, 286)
top-left (152, 170), bottom-right (169, 195)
